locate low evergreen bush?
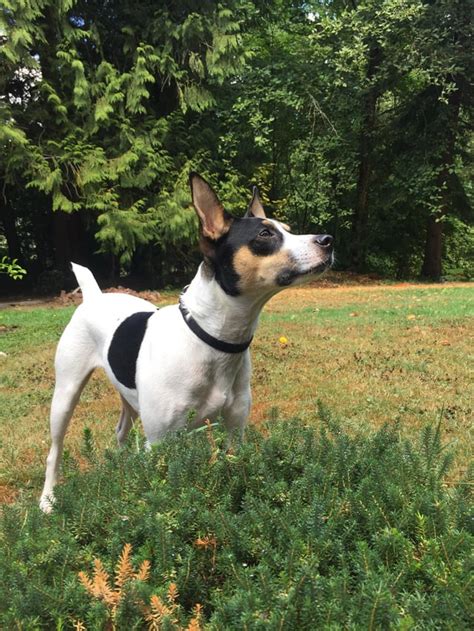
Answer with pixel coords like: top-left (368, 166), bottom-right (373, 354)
top-left (1, 411), bottom-right (472, 629)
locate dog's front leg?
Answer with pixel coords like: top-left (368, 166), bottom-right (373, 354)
top-left (221, 354), bottom-right (252, 446)
top-left (222, 391), bottom-right (251, 447)
top-left (140, 397), bottom-right (192, 445)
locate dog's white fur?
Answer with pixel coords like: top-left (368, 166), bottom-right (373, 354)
top-left (39, 212), bottom-right (331, 512)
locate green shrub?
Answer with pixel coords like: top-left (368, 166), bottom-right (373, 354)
top-left (1, 411), bottom-right (472, 629)
top-left (0, 256), bottom-right (26, 280)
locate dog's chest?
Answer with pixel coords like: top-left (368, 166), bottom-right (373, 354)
top-left (186, 355), bottom-right (242, 415)
top-left (105, 305), bottom-right (249, 423)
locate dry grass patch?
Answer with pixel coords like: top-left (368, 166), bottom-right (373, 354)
top-left (0, 346), bottom-right (119, 502)
top-left (1, 281), bottom-right (472, 503)
top-left (253, 283), bottom-right (473, 478)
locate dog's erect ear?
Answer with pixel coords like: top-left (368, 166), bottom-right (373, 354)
top-left (190, 172), bottom-right (231, 240)
top-left (245, 186), bottom-right (266, 219)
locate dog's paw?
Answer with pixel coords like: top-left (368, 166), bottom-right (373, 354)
top-left (39, 494), bottom-right (55, 514)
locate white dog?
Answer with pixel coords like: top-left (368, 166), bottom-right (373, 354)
top-left (40, 173), bottom-right (334, 512)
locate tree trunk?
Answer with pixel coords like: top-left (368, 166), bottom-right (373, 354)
top-left (420, 82), bottom-right (462, 281)
top-left (1, 191), bottom-right (23, 262)
top-left (350, 45), bottom-right (382, 271)
top-left (420, 0), bottom-right (468, 281)
top-left (109, 254), bottom-right (119, 284)
top-left (52, 212), bottom-right (70, 271)
top-left (53, 211), bottom-right (87, 271)
top-left (421, 213), bottom-right (443, 280)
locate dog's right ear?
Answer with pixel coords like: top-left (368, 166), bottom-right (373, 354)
top-left (189, 172), bottom-right (231, 241)
top-left (245, 186), bottom-right (266, 219)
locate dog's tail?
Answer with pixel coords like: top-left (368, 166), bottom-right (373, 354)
top-left (71, 262), bottom-right (102, 302)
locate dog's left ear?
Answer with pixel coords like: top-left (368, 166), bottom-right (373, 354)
top-left (245, 186), bottom-right (266, 218)
top-left (190, 172), bottom-right (231, 240)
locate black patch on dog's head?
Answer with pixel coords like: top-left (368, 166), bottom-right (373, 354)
top-left (189, 173), bottom-right (290, 296)
top-left (276, 267), bottom-right (298, 287)
top-left (207, 217), bottom-right (284, 295)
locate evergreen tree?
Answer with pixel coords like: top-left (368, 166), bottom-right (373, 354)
top-left (1, 0), bottom-right (253, 278)
top-left (1, 0), bottom-right (472, 286)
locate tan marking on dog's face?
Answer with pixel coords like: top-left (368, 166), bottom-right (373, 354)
top-left (233, 245), bottom-right (294, 292)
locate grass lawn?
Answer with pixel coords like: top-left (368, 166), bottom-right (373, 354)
top-left (0, 281), bottom-right (473, 505)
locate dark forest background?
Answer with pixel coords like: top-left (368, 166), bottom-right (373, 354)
top-left (1, 0), bottom-right (473, 294)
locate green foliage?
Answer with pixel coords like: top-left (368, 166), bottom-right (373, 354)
top-left (0, 0), bottom-right (473, 282)
top-left (1, 414), bottom-right (472, 629)
top-left (0, 0), bottom-right (253, 269)
top-left (0, 256), bottom-right (26, 279)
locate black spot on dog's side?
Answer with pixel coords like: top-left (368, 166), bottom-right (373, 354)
top-left (108, 311), bottom-right (155, 389)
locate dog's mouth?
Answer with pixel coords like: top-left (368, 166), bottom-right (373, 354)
top-left (298, 250), bottom-right (335, 278)
top-left (276, 253), bottom-right (333, 287)
top-left (305, 254), bottom-right (334, 276)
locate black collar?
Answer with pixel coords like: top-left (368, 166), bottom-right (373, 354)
top-left (178, 292), bottom-right (253, 354)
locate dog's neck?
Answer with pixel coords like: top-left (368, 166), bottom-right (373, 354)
top-left (182, 263), bottom-right (276, 345)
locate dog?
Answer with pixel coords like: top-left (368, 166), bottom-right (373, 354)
top-left (39, 173), bottom-right (334, 512)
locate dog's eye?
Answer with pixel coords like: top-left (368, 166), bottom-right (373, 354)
top-left (258, 229), bottom-right (272, 238)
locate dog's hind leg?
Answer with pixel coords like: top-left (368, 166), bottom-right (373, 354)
top-left (116, 395), bottom-right (137, 446)
top-left (40, 317), bottom-right (98, 513)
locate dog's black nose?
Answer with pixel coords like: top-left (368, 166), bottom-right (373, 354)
top-left (314, 234), bottom-right (334, 248)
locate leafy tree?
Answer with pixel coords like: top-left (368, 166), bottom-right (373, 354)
top-left (415, 0), bottom-right (473, 279)
top-left (1, 0), bottom-right (254, 279)
top-left (1, 0), bottom-right (472, 287)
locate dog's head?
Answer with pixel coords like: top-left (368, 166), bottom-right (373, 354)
top-left (190, 172), bottom-right (334, 296)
